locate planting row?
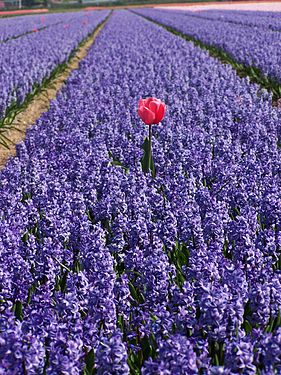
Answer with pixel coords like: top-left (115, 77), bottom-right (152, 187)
top-left (0, 12), bottom-right (80, 43)
top-left (176, 9), bottom-right (281, 32)
top-left (1, 9), bottom-right (281, 374)
top-left (0, 10), bottom-right (110, 120)
top-left (135, 8), bottom-right (281, 86)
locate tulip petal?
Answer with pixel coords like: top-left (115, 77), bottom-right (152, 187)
top-left (138, 106), bottom-right (155, 125)
top-left (154, 103), bottom-right (166, 124)
top-left (138, 97), bottom-right (166, 125)
top-left (149, 100), bottom-right (160, 114)
top-left (144, 97), bottom-right (159, 107)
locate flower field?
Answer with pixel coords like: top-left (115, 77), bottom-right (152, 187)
top-left (1, 8), bottom-right (281, 374)
top-left (178, 9), bottom-right (281, 31)
top-left (0, 13), bottom-right (77, 43)
top-left (0, 10), bottom-right (109, 120)
top-left (135, 7), bottom-right (281, 90)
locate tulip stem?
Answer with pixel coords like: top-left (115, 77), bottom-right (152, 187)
top-left (141, 125), bottom-right (155, 177)
top-left (148, 124), bottom-right (152, 170)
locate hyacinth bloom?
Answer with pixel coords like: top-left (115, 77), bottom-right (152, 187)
top-left (138, 97), bottom-right (166, 125)
top-left (138, 97), bottom-right (166, 177)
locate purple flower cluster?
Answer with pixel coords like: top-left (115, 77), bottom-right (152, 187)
top-left (0, 10), bottom-right (110, 119)
top-left (0, 12), bottom-right (78, 43)
top-left (0, 9), bottom-right (281, 373)
top-left (169, 9), bottom-right (281, 32)
top-left (135, 8), bottom-right (281, 84)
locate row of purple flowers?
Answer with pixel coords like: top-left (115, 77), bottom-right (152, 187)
top-left (166, 9), bottom-right (281, 32)
top-left (0, 10), bottom-right (110, 120)
top-left (0, 12), bottom-right (78, 43)
top-left (135, 8), bottom-right (281, 86)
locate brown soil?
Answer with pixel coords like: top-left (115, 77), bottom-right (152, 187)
top-left (0, 20), bottom-right (106, 170)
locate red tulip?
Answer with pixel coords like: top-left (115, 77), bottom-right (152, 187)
top-left (138, 97), bottom-right (166, 125)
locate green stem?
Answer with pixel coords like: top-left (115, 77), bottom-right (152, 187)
top-left (148, 124), bottom-right (152, 170)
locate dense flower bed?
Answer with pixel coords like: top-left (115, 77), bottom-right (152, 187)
top-left (0, 10), bottom-right (281, 374)
top-left (170, 9), bottom-right (281, 31)
top-left (135, 8), bottom-right (281, 85)
top-left (0, 10), bottom-right (110, 119)
top-left (0, 12), bottom-right (78, 43)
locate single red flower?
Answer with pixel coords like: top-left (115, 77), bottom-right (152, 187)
top-left (138, 97), bottom-right (166, 125)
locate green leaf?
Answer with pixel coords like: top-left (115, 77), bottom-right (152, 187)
top-left (13, 300), bottom-right (23, 321)
top-left (128, 282), bottom-right (145, 304)
top-left (73, 258), bottom-right (82, 273)
top-left (243, 320), bottom-right (252, 335)
top-left (27, 283), bottom-right (37, 304)
top-left (214, 354), bottom-right (220, 367)
top-left (117, 314), bottom-right (124, 331)
top-left (108, 159), bottom-right (129, 173)
top-left (141, 137), bottom-right (150, 174)
top-left (129, 281), bottom-right (139, 301)
top-left (21, 231), bottom-right (29, 244)
top-left (150, 151), bottom-right (155, 178)
top-left (141, 137), bottom-right (155, 177)
top-left (60, 270), bottom-right (68, 293)
top-left (110, 160), bottom-right (123, 167)
top-left (83, 349), bottom-right (95, 375)
top-left (274, 310), bottom-right (281, 330)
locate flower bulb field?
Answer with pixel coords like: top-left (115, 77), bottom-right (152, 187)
top-left (0, 7), bottom-right (281, 374)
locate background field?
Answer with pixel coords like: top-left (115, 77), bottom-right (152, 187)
top-left (0, 4), bottom-right (281, 375)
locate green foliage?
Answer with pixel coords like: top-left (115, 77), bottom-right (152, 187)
top-left (141, 136), bottom-right (155, 177)
top-left (273, 253), bottom-right (281, 271)
top-left (166, 241), bottom-right (190, 288)
top-left (242, 300), bottom-right (253, 334)
top-left (13, 300), bottom-right (23, 321)
top-left (228, 206), bottom-right (241, 221)
top-left (129, 282), bottom-right (145, 304)
top-left (209, 341), bottom-right (225, 366)
top-left (265, 310), bottom-right (281, 334)
top-left (21, 221), bottom-right (41, 244)
top-left (127, 333), bottom-right (157, 374)
top-left (27, 282), bottom-right (37, 305)
top-left (108, 159), bottom-right (129, 173)
top-left (222, 238), bottom-right (232, 260)
top-left (83, 349), bottom-right (95, 375)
